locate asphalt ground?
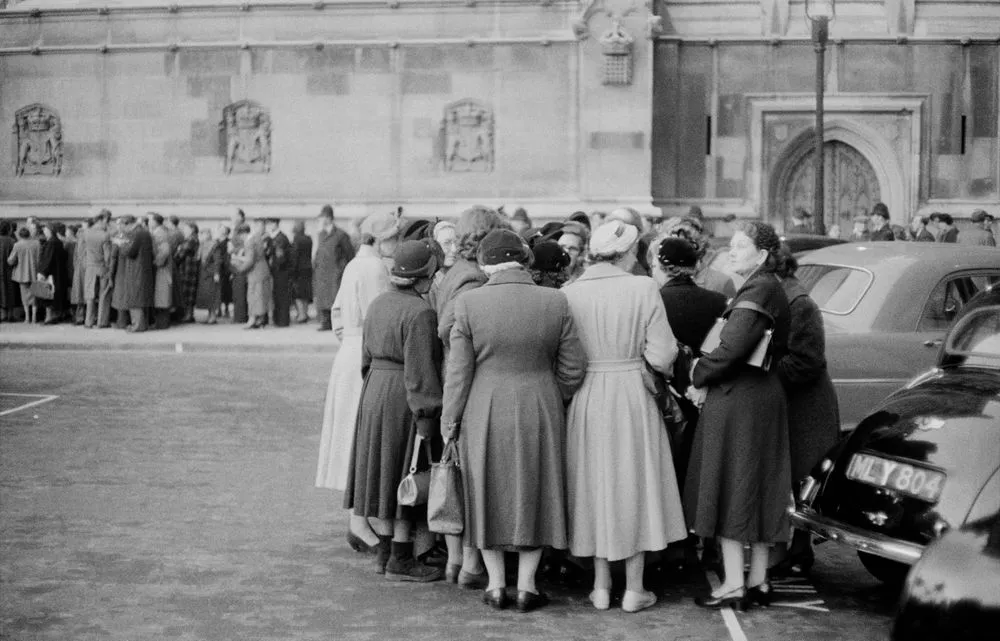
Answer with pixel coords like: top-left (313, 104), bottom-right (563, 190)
top-left (1, 351), bottom-right (898, 641)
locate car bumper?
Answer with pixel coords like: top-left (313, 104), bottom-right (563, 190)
top-left (789, 506), bottom-right (925, 565)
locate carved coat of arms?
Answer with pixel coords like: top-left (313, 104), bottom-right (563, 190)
top-left (437, 99), bottom-right (494, 173)
top-left (14, 104), bottom-right (63, 177)
top-left (220, 100), bottom-right (272, 175)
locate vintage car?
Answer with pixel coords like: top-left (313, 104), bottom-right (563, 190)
top-left (790, 288), bottom-right (1000, 585)
top-left (796, 243), bottom-right (1000, 430)
top-left (891, 508), bottom-right (1000, 640)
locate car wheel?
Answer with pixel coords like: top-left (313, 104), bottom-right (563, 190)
top-left (858, 552), bottom-right (909, 585)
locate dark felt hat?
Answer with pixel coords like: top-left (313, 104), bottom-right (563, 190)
top-left (566, 211), bottom-right (592, 230)
top-left (971, 209), bottom-right (995, 223)
top-left (478, 229), bottom-right (532, 266)
top-left (539, 221), bottom-right (565, 241)
top-left (400, 218), bottom-right (432, 241)
top-left (391, 240), bottom-right (438, 279)
top-left (531, 241), bottom-right (571, 272)
top-left (658, 237), bottom-right (699, 268)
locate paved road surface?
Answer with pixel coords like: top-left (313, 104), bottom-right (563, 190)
top-left (1, 351), bottom-right (897, 641)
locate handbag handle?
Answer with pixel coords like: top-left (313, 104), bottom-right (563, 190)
top-left (439, 440), bottom-right (460, 468)
top-left (407, 434), bottom-right (433, 474)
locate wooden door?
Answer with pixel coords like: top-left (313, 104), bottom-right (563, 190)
top-left (780, 141), bottom-right (881, 236)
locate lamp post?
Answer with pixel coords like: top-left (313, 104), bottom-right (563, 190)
top-left (806, 0), bottom-right (835, 236)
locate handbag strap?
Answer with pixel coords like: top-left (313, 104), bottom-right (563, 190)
top-left (408, 434), bottom-right (434, 474)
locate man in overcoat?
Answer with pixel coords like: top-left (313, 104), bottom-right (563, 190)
top-left (290, 220), bottom-right (313, 323)
top-left (312, 205), bottom-right (355, 331)
top-left (266, 218), bottom-right (292, 327)
top-left (148, 214), bottom-right (174, 330)
top-left (869, 203), bottom-right (895, 241)
top-left (960, 210), bottom-right (996, 247)
top-left (117, 216), bottom-right (154, 332)
top-left (82, 210), bottom-right (113, 328)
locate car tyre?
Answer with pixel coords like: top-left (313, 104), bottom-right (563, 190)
top-left (858, 552), bottom-right (909, 585)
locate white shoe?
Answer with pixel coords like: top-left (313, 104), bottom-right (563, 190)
top-left (622, 589), bottom-right (657, 613)
top-left (589, 589), bottom-right (611, 610)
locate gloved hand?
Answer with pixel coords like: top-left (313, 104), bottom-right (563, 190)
top-left (442, 420), bottom-right (460, 442)
top-left (416, 417), bottom-right (439, 440)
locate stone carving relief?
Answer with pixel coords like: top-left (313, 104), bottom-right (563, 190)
top-left (220, 100), bottom-right (271, 175)
top-left (14, 104), bottom-right (63, 177)
top-left (438, 99), bottom-right (494, 173)
top-left (600, 20), bottom-right (635, 85)
top-left (573, 0), bottom-right (662, 41)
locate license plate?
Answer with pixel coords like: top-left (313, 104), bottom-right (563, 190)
top-left (845, 453), bottom-right (946, 503)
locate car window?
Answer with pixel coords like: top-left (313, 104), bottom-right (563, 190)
top-left (796, 264), bottom-right (873, 315)
top-left (919, 274), bottom-right (1000, 332)
top-left (944, 305), bottom-right (1000, 367)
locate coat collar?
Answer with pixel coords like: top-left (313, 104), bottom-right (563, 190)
top-left (356, 244), bottom-right (379, 259)
top-left (575, 262), bottom-right (630, 282)
top-left (485, 268), bottom-right (535, 287)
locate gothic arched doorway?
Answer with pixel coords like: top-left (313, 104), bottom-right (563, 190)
top-left (773, 140), bottom-right (881, 235)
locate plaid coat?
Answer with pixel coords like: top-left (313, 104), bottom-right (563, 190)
top-left (175, 236), bottom-right (200, 309)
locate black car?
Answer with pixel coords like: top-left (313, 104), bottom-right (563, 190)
top-left (790, 288), bottom-right (1000, 584)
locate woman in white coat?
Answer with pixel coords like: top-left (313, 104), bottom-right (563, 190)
top-left (562, 220), bottom-right (688, 613)
top-left (315, 213), bottom-right (401, 551)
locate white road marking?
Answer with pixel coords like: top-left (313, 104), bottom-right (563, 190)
top-left (704, 569), bottom-right (749, 641)
top-left (0, 393), bottom-right (59, 417)
top-left (772, 600), bottom-right (830, 613)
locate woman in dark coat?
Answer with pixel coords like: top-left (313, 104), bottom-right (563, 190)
top-left (772, 245), bottom-right (840, 576)
top-left (196, 228), bottom-right (224, 323)
top-left (344, 240), bottom-right (443, 583)
top-left (0, 221), bottom-right (17, 321)
top-left (229, 224), bottom-right (250, 324)
top-left (37, 223), bottom-right (70, 323)
top-left (175, 222), bottom-right (200, 322)
top-left (290, 221), bottom-right (313, 322)
top-left (684, 221), bottom-right (791, 610)
top-left (442, 230), bottom-right (587, 612)
top-left (116, 217), bottom-right (155, 331)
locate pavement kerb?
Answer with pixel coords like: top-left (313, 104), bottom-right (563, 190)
top-left (0, 342), bottom-right (335, 354)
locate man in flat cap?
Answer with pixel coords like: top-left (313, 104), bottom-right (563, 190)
top-left (960, 210), bottom-right (996, 247)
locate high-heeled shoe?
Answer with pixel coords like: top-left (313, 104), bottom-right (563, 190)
top-left (346, 530), bottom-right (377, 555)
top-left (744, 581), bottom-right (772, 608)
top-left (515, 589), bottom-right (549, 613)
top-left (694, 586), bottom-right (746, 610)
top-left (444, 563), bottom-right (462, 584)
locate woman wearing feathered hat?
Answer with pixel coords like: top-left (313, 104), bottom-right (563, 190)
top-left (317, 213), bottom-right (401, 552)
top-left (562, 219), bottom-right (688, 613)
top-left (343, 239), bottom-right (444, 582)
top-left (441, 229), bottom-right (586, 612)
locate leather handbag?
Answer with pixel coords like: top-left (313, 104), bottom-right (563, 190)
top-left (700, 302), bottom-right (775, 371)
top-left (30, 278), bottom-right (55, 301)
top-left (397, 435), bottom-right (433, 507)
top-left (428, 440), bottom-right (464, 535)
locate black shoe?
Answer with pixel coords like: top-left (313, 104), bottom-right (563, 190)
top-left (317, 326), bottom-right (332, 332)
top-left (483, 588), bottom-right (508, 610)
top-left (744, 581), bottom-right (772, 608)
top-left (373, 536), bottom-right (392, 575)
top-left (384, 542), bottom-right (443, 582)
top-left (694, 586), bottom-right (746, 610)
top-left (417, 544), bottom-right (448, 568)
top-left (515, 590), bottom-right (549, 613)
top-left (770, 551), bottom-right (814, 578)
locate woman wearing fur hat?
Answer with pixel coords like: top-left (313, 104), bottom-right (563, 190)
top-left (343, 239), bottom-right (444, 583)
top-left (317, 213), bottom-right (401, 552)
top-left (441, 229), bottom-right (587, 612)
top-left (562, 220), bottom-right (687, 613)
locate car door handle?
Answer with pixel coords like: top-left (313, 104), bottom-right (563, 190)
top-left (923, 338), bottom-right (943, 348)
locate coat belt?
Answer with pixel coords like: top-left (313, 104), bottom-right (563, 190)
top-left (587, 358), bottom-right (643, 372)
top-left (370, 358), bottom-right (404, 371)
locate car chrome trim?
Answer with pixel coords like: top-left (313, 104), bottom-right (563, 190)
top-left (789, 506), bottom-right (925, 565)
top-left (796, 262), bottom-right (875, 316)
top-left (831, 378), bottom-right (911, 385)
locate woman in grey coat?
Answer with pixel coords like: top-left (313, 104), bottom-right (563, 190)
top-left (441, 229), bottom-right (587, 612)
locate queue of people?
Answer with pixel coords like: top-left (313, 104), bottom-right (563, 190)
top-left (315, 203), bottom-right (840, 615)
top-left (0, 205), bottom-right (357, 330)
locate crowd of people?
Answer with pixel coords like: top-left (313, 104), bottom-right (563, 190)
top-left (0, 207), bottom-right (355, 330)
top-left (789, 202), bottom-right (998, 245)
top-left (314, 203), bottom-right (840, 615)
